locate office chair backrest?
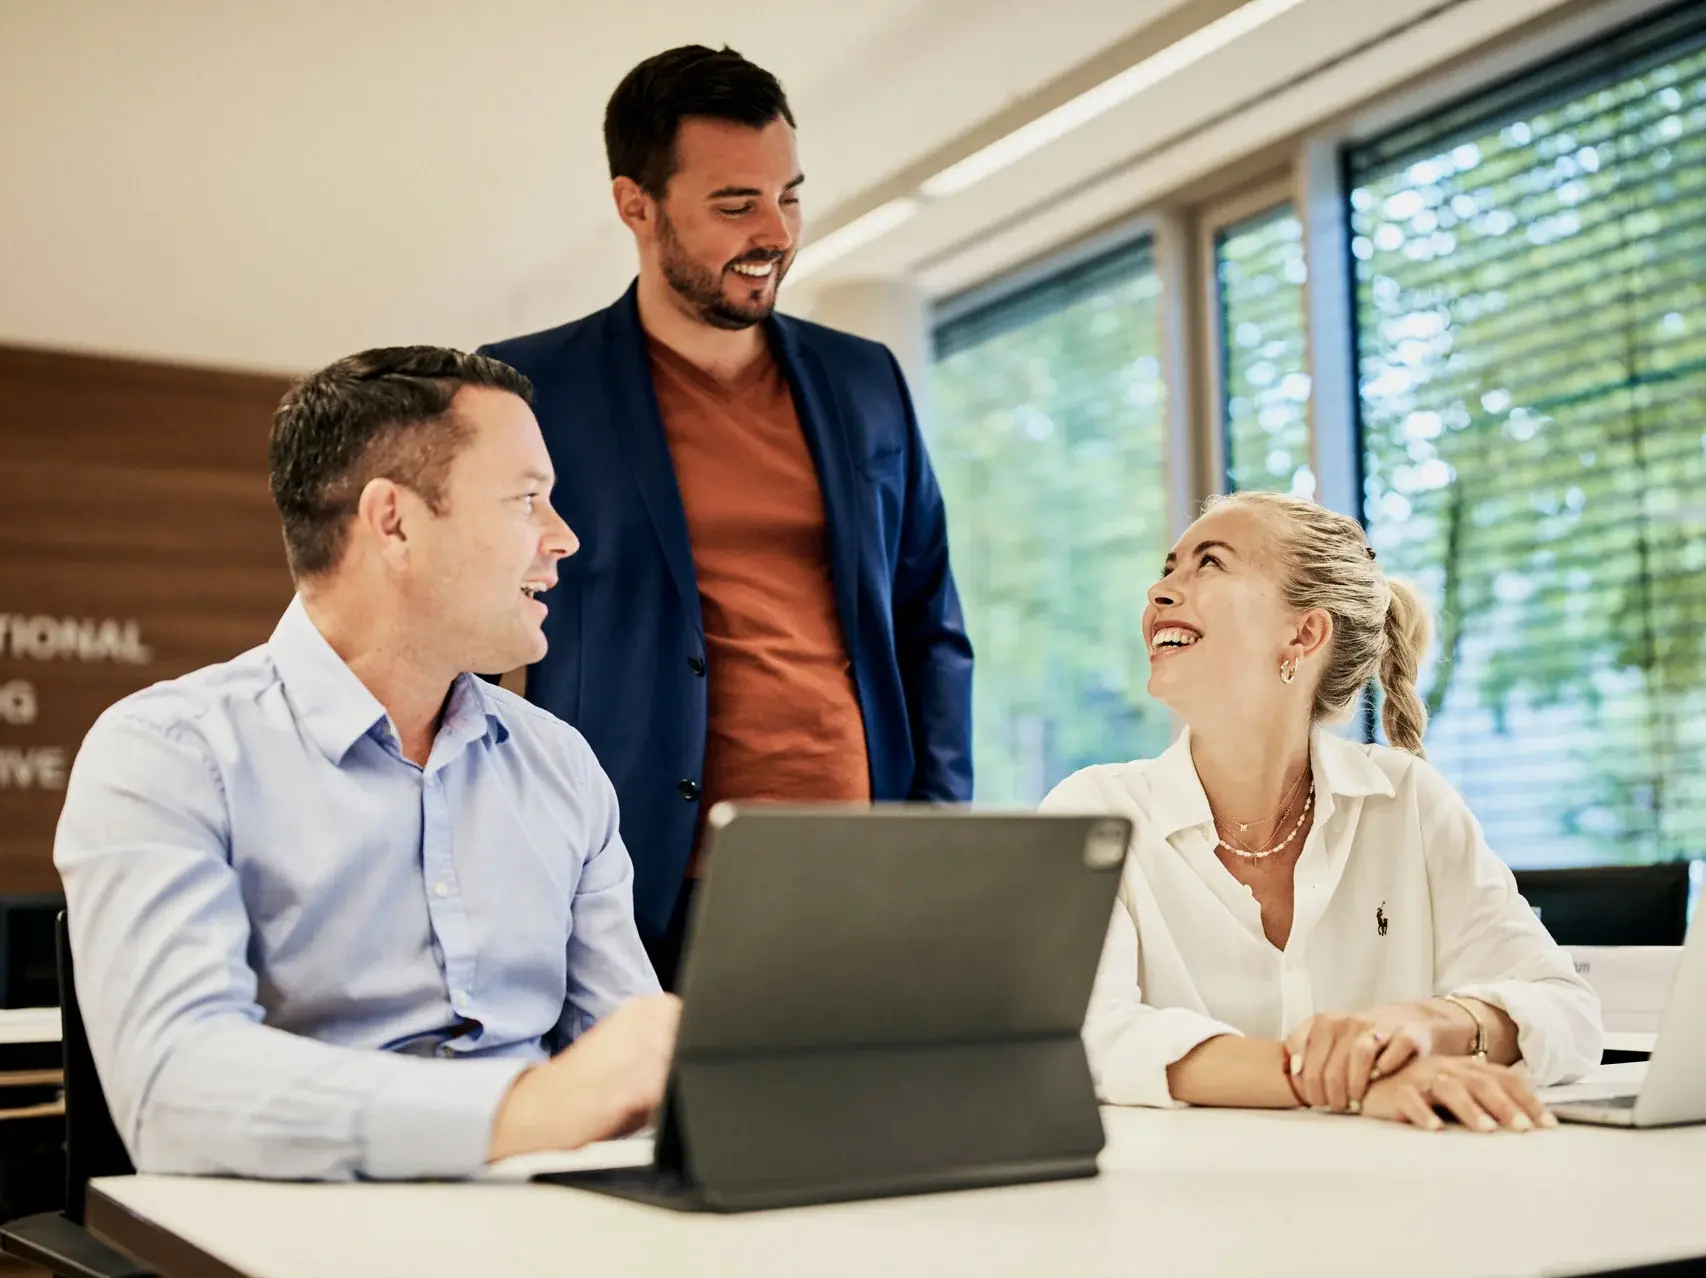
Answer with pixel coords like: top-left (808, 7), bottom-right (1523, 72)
top-left (57, 913), bottom-right (134, 1224)
top-left (0, 893), bottom-right (63, 1008)
top-left (1513, 862), bottom-right (1691, 947)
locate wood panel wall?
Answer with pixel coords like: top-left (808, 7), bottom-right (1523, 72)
top-left (0, 346), bottom-right (295, 893)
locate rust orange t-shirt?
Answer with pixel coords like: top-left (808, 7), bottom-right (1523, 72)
top-left (647, 337), bottom-right (871, 874)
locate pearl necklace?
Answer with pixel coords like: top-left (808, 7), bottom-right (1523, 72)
top-left (1215, 784), bottom-right (1315, 861)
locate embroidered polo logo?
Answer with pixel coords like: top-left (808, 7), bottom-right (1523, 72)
top-left (1376, 904), bottom-right (1389, 937)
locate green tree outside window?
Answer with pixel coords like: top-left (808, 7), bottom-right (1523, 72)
top-left (930, 242), bottom-right (1173, 804)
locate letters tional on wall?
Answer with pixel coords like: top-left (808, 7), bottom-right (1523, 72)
top-left (0, 347), bottom-right (293, 891)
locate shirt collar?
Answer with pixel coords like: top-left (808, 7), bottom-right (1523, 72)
top-left (1311, 726), bottom-right (1397, 803)
top-left (1143, 731), bottom-right (1214, 841)
top-left (439, 672), bottom-right (512, 756)
top-left (1143, 725), bottom-right (1395, 841)
top-left (267, 597), bottom-right (511, 765)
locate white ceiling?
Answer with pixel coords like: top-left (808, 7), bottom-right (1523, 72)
top-left (0, 0), bottom-right (1186, 372)
top-left (0, 0), bottom-right (1605, 374)
top-left (894, 0), bottom-right (1599, 299)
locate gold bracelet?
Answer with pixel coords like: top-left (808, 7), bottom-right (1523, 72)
top-left (1441, 994), bottom-right (1488, 1062)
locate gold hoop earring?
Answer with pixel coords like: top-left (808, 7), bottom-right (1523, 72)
top-left (1279, 659), bottom-right (1297, 685)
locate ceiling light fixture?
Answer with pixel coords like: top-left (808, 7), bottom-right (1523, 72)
top-left (787, 197), bottom-right (922, 281)
top-left (919, 0), bottom-right (1310, 200)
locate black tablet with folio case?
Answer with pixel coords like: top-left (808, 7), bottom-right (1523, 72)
top-left (535, 803), bottom-right (1130, 1212)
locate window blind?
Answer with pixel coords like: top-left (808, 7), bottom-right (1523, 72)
top-left (1346, 1), bottom-right (1706, 866)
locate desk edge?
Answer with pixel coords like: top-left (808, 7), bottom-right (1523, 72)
top-left (88, 1182), bottom-right (254, 1278)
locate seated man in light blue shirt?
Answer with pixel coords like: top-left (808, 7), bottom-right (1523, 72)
top-left (55, 346), bottom-right (675, 1181)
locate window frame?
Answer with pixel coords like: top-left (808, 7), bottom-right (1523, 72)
top-left (930, 215), bottom-right (1158, 337)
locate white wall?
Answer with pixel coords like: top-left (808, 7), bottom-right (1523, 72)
top-left (0, 0), bottom-right (1183, 372)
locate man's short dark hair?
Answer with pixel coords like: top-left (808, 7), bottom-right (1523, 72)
top-left (269, 346), bottom-right (533, 579)
top-left (605, 45), bottom-right (796, 198)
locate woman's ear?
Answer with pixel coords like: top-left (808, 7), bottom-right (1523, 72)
top-left (1295, 607), bottom-right (1334, 662)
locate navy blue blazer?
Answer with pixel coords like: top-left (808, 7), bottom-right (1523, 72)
top-left (481, 284), bottom-right (974, 938)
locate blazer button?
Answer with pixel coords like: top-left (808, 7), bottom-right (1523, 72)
top-left (678, 779), bottom-right (701, 801)
top-left (688, 656), bottom-right (706, 676)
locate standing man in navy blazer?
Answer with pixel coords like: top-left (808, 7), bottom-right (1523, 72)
top-left (482, 45), bottom-right (973, 988)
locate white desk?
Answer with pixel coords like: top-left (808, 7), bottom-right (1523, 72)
top-left (0, 1008), bottom-right (62, 1094)
top-left (87, 1065), bottom-right (1706, 1278)
top-left (0, 1008), bottom-right (60, 1046)
top-left (1603, 1030), bottom-right (1655, 1056)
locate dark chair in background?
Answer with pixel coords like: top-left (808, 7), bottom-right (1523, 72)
top-left (0, 914), bottom-right (150, 1278)
top-left (1514, 862), bottom-right (1692, 947)
top-left (0, 894), bottom-right (69, 1224)
top-left (0, 894), bottom-right (63, 1012)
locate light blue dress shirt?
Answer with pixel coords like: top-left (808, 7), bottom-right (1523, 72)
top-left (54, 597), bottom-right (660, 1181)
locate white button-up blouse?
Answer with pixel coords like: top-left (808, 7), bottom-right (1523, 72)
top-left (1041, 729), bottom-right (1602, 1107)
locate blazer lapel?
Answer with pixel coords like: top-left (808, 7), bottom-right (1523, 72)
top-left (768, 314), bottom-right (863, 667)
top-left (605, 283), bottom-right (702, 635)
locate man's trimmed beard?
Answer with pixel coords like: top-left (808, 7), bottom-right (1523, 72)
top-left (657, 208), bottom-right (787, 331)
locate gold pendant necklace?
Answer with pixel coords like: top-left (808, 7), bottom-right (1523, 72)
top-left (1220, 766), bottom-right (1309, 840)
top-left (1216, 784), bottom-right (1315, 861)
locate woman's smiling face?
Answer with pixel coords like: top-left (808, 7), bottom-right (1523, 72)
top-left (1143, 503), bottom-right (1307, 729)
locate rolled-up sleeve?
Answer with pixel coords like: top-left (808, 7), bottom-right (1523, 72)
top-left (1415, 760), bottom-right (1603, 1084)
top-left (1081, 895), bottom-right (1244, 1107)
top-left (1042, 773), bottom-right (1241, 1108)
top-left (55, 710), bottom-right (525, 1181)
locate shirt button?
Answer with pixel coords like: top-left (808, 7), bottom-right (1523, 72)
top-left (688, 656), bottom-right (706, 676)
top-left (433, 881), bottom-right (450, 898)
top-left (679, 779), bottom-right (701, 801)
top-left (451, 989), bottom-right (470, 1009)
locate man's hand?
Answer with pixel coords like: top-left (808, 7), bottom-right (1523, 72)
top-left (486, 994), bottom-right (681, 1163)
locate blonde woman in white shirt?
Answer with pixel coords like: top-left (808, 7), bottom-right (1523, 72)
top-left (1044, 491), bottom-right (1600, 1132)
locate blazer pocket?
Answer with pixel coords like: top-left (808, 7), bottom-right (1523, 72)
top-left (859, 444), bottom-right (905, 481)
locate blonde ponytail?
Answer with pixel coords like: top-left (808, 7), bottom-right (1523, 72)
top-left (1378, 577), bottom-right (1432, 756)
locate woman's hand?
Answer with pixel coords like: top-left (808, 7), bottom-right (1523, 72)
top-left (1283, 1001), bottom-right (1471, 1112)
top-left (1359, 1057), bottom-right (1557, 1133)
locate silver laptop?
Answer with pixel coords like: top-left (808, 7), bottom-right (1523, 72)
top-left (1552, 910), bottom-right (1706, 1127)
